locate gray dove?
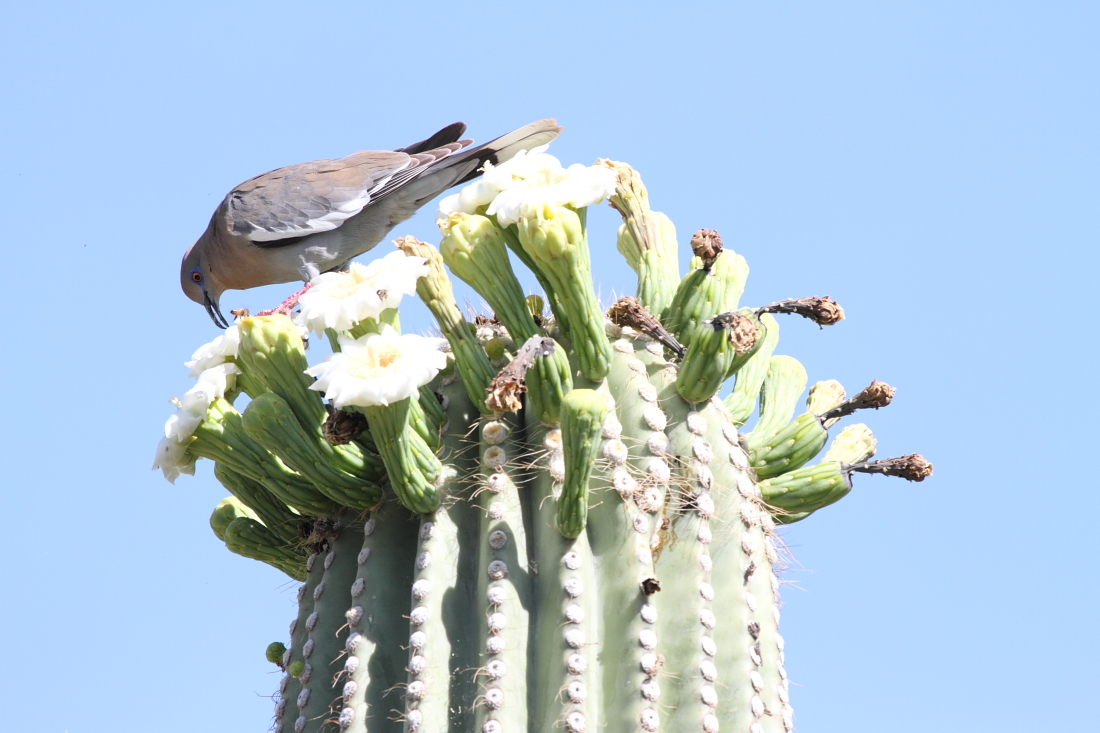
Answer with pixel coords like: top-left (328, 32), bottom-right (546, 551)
top-left (181, 119), bottom-right (562, 327)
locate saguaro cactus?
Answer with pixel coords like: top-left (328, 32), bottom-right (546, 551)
top-left (154, 147), bottom-right (932, 733)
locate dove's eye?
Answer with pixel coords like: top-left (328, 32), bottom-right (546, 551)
top-left (190, 268), bottom-right (203, 284)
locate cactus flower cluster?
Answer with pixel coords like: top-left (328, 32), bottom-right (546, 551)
top-left (155, 148), bottom-right (931, 733)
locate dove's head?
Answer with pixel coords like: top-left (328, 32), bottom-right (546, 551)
top-left (181, 235), bottom-right (230, 329)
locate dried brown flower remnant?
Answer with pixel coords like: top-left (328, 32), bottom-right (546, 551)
top-left (757, 296), bottom-right (845, 326)
top-left (690, 228), bottom-right (724, 268)
top-left (819, 379), bottom-right (897, 422)
top-left (323, 408), bottom-right (369, 445)
top-left (485, 336), bottom-right (557, 413)
top-left (848, 454), bottom-right (933, 482)
top-left (707, 311), bottom-right (759, 354)
top-left (608, 296), bottom-right (685, 357)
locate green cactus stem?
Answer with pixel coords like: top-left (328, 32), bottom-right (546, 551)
top-left (514, 206), bottom-right (613, 381)
top-left (361, 398), bottom-right (443, 514)
top-left (440, 213), bottom-right (573, 424)
top-left (394, 237), bottom-right (495, 415)
top-left (663, 238), bottom-right (750, 343)
top-left (723, 312), bottom-right (780, 426)
top-left (557, 389), bottom-right (611, 538)
top-left (676, 310), bottom-right (760, 403)
top-left (243, 392), bottom-right (383, 511)
top-left (237, 316), bottom-right (385, 483)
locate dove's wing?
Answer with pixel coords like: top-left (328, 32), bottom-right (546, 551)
top-left (222, 141), bottom-right (470, 246)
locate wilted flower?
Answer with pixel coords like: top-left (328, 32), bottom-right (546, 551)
top-left (437, 147), bottom-right (618, 227)
top-left (305, 326), bottom-right (447, 408)
top-left (297, 252), bottom-right (428, 334)
top-left (151, 435), bottom-right (197, 484)
top-left (185, 325), bottom-right (241, 377)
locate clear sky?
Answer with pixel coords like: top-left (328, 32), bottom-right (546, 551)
top-left (1, 1), bottom-right (1096, 731)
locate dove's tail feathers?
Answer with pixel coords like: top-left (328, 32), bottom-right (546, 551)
top-left (396, 122), bottom-right (469, 155)
top-left (444, 118), bottom-right (564, 185)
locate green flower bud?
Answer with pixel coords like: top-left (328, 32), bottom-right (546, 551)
top-left (759, 461), bottom-right (851, 524)
top-left (224, 516), bottom-right (306, 580)
top-left (364, 397), bottom-right (444, 514)
top-left (210, 497), bottom-right (255, 542)
top-left (288, 660), bottom-right (305, 678)
top-left (823, 423), bottom-right (877, 465)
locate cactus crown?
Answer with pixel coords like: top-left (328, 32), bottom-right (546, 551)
top-left (154, 150), bottom-right (930, 733)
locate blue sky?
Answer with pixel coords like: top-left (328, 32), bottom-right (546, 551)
top-left (1, 2), bottom-right (1096, 731)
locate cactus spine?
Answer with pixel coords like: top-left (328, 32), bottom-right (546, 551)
top-left (156, 151), bottom-right (932, 733)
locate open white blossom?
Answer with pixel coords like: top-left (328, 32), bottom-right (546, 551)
top-left (437, 147), bottom-right (618, 228)
top-left (297, 252), bottom-right (428, 334)
top-left (152, 435), bottom-right (197, 484)
top-left (305, 326), bottom-right (447, 408)
top-left (185, 325), bottom-right (241, 377)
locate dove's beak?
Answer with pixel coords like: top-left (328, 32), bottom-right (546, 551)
top-left (203, 290), bottom-right (231, 329)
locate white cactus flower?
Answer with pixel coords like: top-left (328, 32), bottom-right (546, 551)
top-left (151, 435), bottom-right (197, 483)
top-left (436, 146), bottom-right (617, 227)
top-left (164, 362), bottom-right (239, 443)
top-left (185, 325), bottom-right (241, 377)
top-left (305, 325), bottom-right (447, 408)
top-left (297, 252), bottom-right (428, 334)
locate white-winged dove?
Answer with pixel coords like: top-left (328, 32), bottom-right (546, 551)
top-left (180, 119), bottom-right (562, 327)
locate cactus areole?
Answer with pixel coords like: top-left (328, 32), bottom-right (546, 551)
top-left (154, 148), bottom-right (932, 733)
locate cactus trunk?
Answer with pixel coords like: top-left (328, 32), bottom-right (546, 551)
top-left (156, 152), bottom-right (931, 733)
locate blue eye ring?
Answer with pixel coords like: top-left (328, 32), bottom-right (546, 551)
top-left (189, 267), bottom-right (203, 285)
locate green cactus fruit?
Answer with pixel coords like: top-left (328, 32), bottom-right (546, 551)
top-left (557, 389), bottom-right (612, 538)
top-left (189, 398), bottom-right (341, 516)
top-left (759, 460), bottom-right (852, 523)
top-left (266, 642), bottom-right (288, 667)
top-left (361, 397), bottom-right (443, 514)
top-left (158, 152), bottom-right (932, 733)
top-left (212, 464), bottom-right (301, 544)
top-left (395, 236), bottom-right (496, 415)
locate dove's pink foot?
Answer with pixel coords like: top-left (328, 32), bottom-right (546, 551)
top-left (257, 283), bottom-right (314, 317)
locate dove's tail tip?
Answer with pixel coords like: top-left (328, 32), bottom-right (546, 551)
top-left (448, 118), bottom-right (563, 185)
